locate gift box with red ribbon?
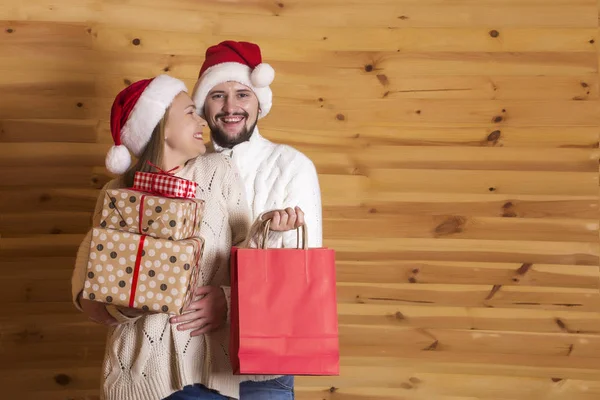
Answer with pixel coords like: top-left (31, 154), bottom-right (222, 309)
top-left (133, 170), bottom-right (198, 199)
top-left (82, 228), bottom-right (204, 314)
top-left (100, 188), bottom-right (205, 241)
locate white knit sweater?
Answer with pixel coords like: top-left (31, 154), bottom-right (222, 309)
top-left (210, 128), bottom-right (323, 249)
top-left (72, 154), bottom-right (273, 400)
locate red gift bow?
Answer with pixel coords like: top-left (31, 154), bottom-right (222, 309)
top-left (146, 161), bottom-right (180, 175)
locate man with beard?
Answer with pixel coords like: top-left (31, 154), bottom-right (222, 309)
top-left (188, 40), bottom-right (323, 399)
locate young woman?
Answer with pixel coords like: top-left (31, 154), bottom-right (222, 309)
top-left (71, 74), bottom-right (304, 400)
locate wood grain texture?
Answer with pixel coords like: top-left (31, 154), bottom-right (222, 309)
top-left (0, 0), bottom-right (599, 399)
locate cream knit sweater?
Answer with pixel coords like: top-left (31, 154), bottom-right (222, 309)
top-left (72, 153), bottom-right (275, 400)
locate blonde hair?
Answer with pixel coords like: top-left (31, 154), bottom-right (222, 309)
top-left (122, 112), bottom-right (168, 187)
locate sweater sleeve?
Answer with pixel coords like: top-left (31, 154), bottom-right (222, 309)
top-left (241, 154), bottom-right (323, 250)
top-left (280, 157), bottom-right (323, 248)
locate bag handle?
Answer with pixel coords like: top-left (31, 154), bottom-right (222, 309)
top-left (260, 219), bottom-right (308, 250)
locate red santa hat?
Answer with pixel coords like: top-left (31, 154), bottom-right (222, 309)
top-left (106, 74), bottom-right (187, 174)
top-left (192, 40), bottom-right (274, 119)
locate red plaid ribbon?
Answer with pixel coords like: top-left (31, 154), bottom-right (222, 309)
top-left (133, 171), bottom-right (197, 199)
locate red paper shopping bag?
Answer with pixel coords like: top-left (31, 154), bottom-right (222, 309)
top-left (230, 223), bottom-right (339, 375)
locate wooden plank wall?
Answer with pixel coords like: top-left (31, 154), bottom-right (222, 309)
top-left (1, 0), bottom-right (599, 399)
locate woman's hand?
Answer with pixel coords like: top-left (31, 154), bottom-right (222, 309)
top-left (116, 306), bottom-right (147, 318)
top-left (78, 292), bottom-right (118, 326)
top-left (262, 207), bottom-right (305, 232)
top-left (169, 286), bottom-right (227, 336)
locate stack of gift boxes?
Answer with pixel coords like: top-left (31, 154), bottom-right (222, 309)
top-left (82, 171), bottom-right (205, 315)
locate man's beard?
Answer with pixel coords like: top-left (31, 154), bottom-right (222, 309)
top-left (208, 112), bottom-right (258, 149)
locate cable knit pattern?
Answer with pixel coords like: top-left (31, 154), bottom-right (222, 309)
top-left (71, 153), bottom-right (260, 400)
top-left (210, 128), bottom-right (323, 249)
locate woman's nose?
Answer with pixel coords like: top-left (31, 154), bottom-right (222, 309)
top-left (194, 113), bottom-right (208, 128)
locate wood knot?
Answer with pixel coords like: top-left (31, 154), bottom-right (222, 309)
top-left (364, 64), bottom-right (374, 72)
top-left (589, 39), bottom-right (595, 44)
top-left (555, 318), bottom-right (569, 332)
top-left (368, 208), bottom-right (377, 214)
top-left (412, 268), bottom-right (419, 274)
top-left (39, 193), bottom-right (51, 202)
top-left (6, 28), bottom-right (14, 33)
top-left (322, 36), bottom-right (328, 40)
top-left (485, 284), bottom-right (502, 300)
top-left (408, 277), bottom-right (417, 283)
top-left (398, 15), bottom-right (409, 20)
top-left (488, 187), bottom-right (496, 192)
top-left (502, 201), bottom-right (517, 217)
top-left (336, 113), bottom-right (345, 121)
top-left (376, 74), bottom-right (389, 86)
top-left (400, 383), bottom-right (413, 389)
top-left (487, 130), bottom-right (501, 142)
top-left (329, 387), bottom-right (338, 393)
top-left (409, 377), bottom-right (422, 384)
top-left (123, 78), bottom-right (132, 86)
top-left (423, 340), bottom-right (439, 351)
top-left (551, 378), bottom-right (563, 383)
top-left (318, 97), bottom-right (324, 102)
top-left (54, 374), bottom-right (71, 386)
top-left (395, 311), bottom-right (405, 320)
top-left (415, 109), bottom-right (421, 114)
top-left (516, 263), bottom-right (532, 275)
top-left (132, 38), bottom-right (141, 46)
top-left (434, 216), bottom-right (466, 237)
top-left (489, 30), bottom-right (500, 38)
top-left (581, 82), bottom-right (589, 88)
top-left (76, 102), bottom-right (83, 108)
top-left (277, 2), bottom-right (284, 7)
top-left (492, 115), bottom-right (503, 123)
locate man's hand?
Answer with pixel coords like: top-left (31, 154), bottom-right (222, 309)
top-left (169, 286), bottom-right (227, 336)
top-left (78, 292), bottom-right (118, 326)
top-left (262, 206), bottom-right (305, 232)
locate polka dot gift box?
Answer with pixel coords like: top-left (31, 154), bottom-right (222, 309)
top-left (100, 188), bottom-right (205, 241)
top-left (82, 228), bottom-right (204, 314)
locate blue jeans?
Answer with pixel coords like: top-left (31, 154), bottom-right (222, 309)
top-left (163, 384), bottom-right (228, 400)
top-left (240, 376), bottom-right (294, 400)
top-left (163, 376), bottom-right (294, 400)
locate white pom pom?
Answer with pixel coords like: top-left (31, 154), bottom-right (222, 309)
top-left (105, 145), bottom-right (131, 174)
top-left (251, 63), bottom-right (275, 88)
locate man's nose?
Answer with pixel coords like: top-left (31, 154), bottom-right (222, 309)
top-left (222, 96), bottom-right (237, 114)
